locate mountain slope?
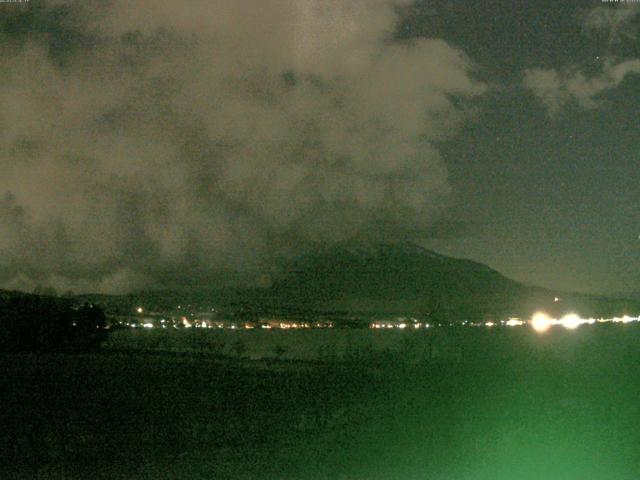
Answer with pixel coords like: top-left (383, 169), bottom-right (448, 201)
top-left (266, 241), bottom-right (639, 320)
top-left (267, 241), bottom-right (526, 318)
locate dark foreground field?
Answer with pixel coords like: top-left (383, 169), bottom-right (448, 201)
top-left (2, 325), bottom-right (640, 479)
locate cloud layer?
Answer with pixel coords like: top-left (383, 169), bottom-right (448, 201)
top-left (581, 3), bottom-right (640, 43)
top-left (524, 59), bottom-right (640, 115)
top-left (525, 3), bottom-right (640, 116)
top-left (0, 0), bottom-right (484, 293)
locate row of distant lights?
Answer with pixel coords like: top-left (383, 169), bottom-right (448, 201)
top-left (132, 307), bottom-right (638, 332)
top-left (371, 322), bottom-right (429, 329)
top-left (370, 314), bottom-right (640, 332)
top-left (127, 316), bottom-right (334, 330)
top-left (460, 313), bottom-right (639, 331)
top-left (513, 312), bottom-right (640, 332)
top-left (130, 319), bottom-right (254, 330)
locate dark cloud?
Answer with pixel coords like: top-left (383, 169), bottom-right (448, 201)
top-left (524, 3), bottom-right (640, 116)
top-left (580, 3), bottom-right (640, 44)
top-left (0, 0), bottom-right (485, 293)
top-left (523, 59), bottom-right (640, 115)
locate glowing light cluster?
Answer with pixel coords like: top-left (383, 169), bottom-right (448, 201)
top-left (559, 313), bottom-right (581, 330)
top-left (614, 315), bottom-right (635, 324)
top-left (505, 318), bottom-right (523, 327)
top-left (370, 320), bottom-right (423, 329)
top-left (531, 312), bottom-right (552, 333)
top-left (526, 311), bottom-right (638, 333)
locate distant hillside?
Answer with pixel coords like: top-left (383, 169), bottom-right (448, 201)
top-left (266, 241), bottom-right (518, 317)
top-left (265, 241), bottom-right (640, 320)
top-left (611, 291), bottom-right (640, 302)
top-left (10, 242), bottom-right (638, 323)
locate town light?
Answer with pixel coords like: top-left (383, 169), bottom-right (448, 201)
top-left (531, 312), bottom-right (553, 333)
top-left (559, 313), bottom-right (581, 330)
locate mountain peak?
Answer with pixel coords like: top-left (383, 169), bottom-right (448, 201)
top-left (268, 241), bottom-right (525, 317)
top-left (312, 240), bottom-right (444, 262)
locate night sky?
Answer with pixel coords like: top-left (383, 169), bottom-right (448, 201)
top-left (0, 0), bottom-right (638, 295)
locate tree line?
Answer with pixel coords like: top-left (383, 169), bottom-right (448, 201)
top-left (0, 293), bottom-right (108, 352)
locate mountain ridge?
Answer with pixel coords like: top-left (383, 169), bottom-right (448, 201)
top-left (3, 242), bottom-right (638, 322)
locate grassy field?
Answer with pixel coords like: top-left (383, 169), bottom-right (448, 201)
top-left (2, 324), bottom-right (640, 479)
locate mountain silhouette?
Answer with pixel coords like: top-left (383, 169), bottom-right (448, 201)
top-left (10, 242), bottom-right (639, 323)
top-left (265, 241), bottom-right (639, 320)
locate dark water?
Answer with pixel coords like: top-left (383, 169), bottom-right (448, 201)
top-left (1, 324), bottom-right (639, 479)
